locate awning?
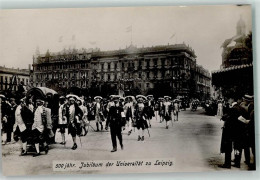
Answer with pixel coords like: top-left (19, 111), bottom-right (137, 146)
top-left (212, 64), bottom-right (253, 74)
top-left (212, 64), bottom-right (253, 89)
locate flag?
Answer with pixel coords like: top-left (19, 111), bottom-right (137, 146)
top-left (125, 25), bottom-right (132, 32)
top-left (169, 33), bottom-right (175, 39)
top-left (58, 36), bottom-right (63, 43)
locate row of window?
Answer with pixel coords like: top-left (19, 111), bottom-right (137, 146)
top-left (0, 75), bottom-right (29, 85)
top-left (97, 58), bottom-right (193, 71)
top-left (35, 71), bottom-right (90, 80)
top-left (35, 69), bottom-right (187, 82)
top-left (35, 56), bottom-right (196, 72)
top-left (36, 63), bottom-right (90, 71)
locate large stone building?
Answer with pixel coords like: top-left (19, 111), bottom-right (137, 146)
top-left (32, 43), bottom-right (211, 99)
top-left (195, 65), bottom-right (211, 100)
top-left (212, 16), bottom-right (253, 99)
top-left (0, 66), bottom-right (31, 92)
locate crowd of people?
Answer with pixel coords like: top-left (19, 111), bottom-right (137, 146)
top-left (219, 94), bottom-right (255, 170)
top-left (1, 91), bottom-right (255, 170)
top-left (0, 93), bottom-right (181, 156)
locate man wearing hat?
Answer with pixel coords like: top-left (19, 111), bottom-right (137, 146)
top-left (163, 96), bottom-right (172, 129)
top-left (64, 96), bottom-right (83, 150)
top-left (93, 96), bottom-right (104, 131)
top-left (235, 94), bottom-right (254, 168)
top-left (119, 97), bottom-right (125, 108)
top-left (172, 99), bottom-right (180, 121)
top-left (145, 95), bottom-right (155, 128)
top-left (219, 95), bottom-right (247, 168)
top-left (245, 96), bottom-right (255, 169)
top-left (105, 96), bottom-right (125, 152)
top-left (13, 97), bottom-right (34, 155)
top-left (5, 97), bottom-right (17, 144)
top-left (1, 95), bottom-right (11, 145)
top-left (58, 96), bottom-right (67, 145)
top-left (106, 95), bottom-right (115, 113)
top-left (134, 95), bottom-right (149, 141)
top-left (86, 96), bottom-right (95, 121)
top-left (31, 97), bottom-right (52, 156)
top-left (157, 97), bottom-right (165, 123)
top-left (77, 97), bottom-right (88, 136)
top-left (123, 96), bottom-right (135, 135)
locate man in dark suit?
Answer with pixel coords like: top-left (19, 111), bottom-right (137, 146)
top-left (105, 96), bottom-right (125, 152)
top-left (1, 96), bottom-right (12, 145)
top-left (13, 97), bottom-right (34, 155)
top-left (64, 96), bottom-right (83, 150)
top-left (6, 98), bottom-right (17, 144)
top-left (219, 96), bottom-right (247, 168)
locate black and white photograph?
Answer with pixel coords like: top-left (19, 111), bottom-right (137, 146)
top-left (0, 4), bottom-right (256, 176)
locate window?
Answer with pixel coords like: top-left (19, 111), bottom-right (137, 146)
top-left (114, 62), bottom-right (117, 69)
top-left (107, 74), bottom-right (110, 80)
top-left (154, 59), bottom-right (157, 66)
top-left (101, 63), bottom-right (104, 70)
top-left (161, 58), bottom-right (165, 66)
top-left (147, 60), bottom-right (150, 67)
top-left (108, 63), bottom-right (111, 70)
top-left (122, 62), bottom-right (125, 68)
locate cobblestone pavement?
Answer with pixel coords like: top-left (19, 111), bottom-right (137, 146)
top-left (1, 108), bottom-right (253, 176)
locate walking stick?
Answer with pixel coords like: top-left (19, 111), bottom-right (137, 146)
top-left (171, 112), bottom-right (174, 127)
top-left (88, 123), bottom-right (96, 132)
top-left (75, 122), bottom-right (83, 148)
top-left (147, 127), bottom-right (151, 137)
top-left (79, 135), bottom-right (83, 148)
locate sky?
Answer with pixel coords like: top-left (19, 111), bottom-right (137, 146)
top-left (0, 5), bottom-right (252, 72)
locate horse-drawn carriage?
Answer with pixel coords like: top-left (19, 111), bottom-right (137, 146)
top-left (14, 87), bottom-right (58, 154)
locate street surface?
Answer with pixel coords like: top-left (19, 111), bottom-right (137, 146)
top-left (1, 108), bottom-right (252, 176)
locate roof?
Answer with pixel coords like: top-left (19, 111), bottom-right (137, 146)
top-left (34, 43), bottom-right (197, 65)
top-left (212, 64), bottom-right (253, 74)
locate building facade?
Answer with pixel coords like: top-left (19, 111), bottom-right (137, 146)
top-left (0, 66), bottom-right (31, 92)
top-left (32, 44), bottom-right (211, 99)
top-left (195, 65), bottom-right (211, 100)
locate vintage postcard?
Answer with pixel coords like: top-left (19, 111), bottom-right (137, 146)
top-left (0, 5), bottom-right (255, 176)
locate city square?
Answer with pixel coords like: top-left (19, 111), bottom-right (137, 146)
top-left (1, 108), bottom-right (253, 176)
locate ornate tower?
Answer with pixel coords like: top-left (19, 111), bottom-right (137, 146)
top-left (236, 15), bottom-right (246, 36)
